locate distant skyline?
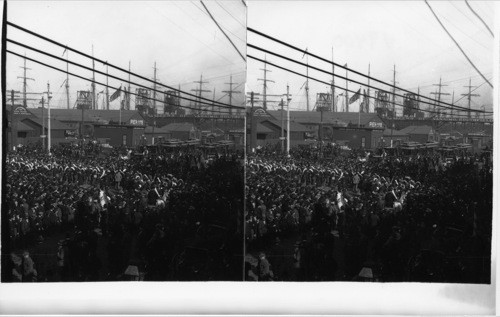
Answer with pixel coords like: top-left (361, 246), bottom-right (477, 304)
top-left (6, 1), bottom-right (246, 113)
top-left (247, 1), bottom-right (494, 116)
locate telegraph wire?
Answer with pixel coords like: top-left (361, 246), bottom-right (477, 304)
top-left (150, 4), bottom-right (236, 66)
top-left (248, 54), bottom-right (487, 118)
top-left (450, 2), bottom-right (486, 33)
top-left (7, 50), bottom-right (229, 114)
top-left (464, 0), bottom-right (494, 37)
top-left (247, 43), bottom-right (490, 114)
top-left (215, 1), bottom-right (246, 28)
top-left (190, 1), bottom-right (246, 44)
top-left (452, 78), bottom-right (491, 104)
top-left (247, 26), bottom-right (493, 105)
top-left (424, 1), bottom-right (493, 88)
top-left (6, 21), bottom-right (243, 110)
top-left (438, 13), bottom-right (490, 50)
top-left (6, 38), bottom-right (241, 112)
top-left (199, 1), bottom-right (246, 62)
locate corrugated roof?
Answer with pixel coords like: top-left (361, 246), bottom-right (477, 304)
top-left (144, 126), bottom-right (171, 134)
top-left (22, 117), bottom-right (72, 130)
top-left (267, 110), bottom-right (381, 127)
top-left (28, 108), bottom-right (144, 124)
top-left (261, 118), bottom-right (310, 132)
top-left (383, 129), bottom-right (408, 137)
top-left (16, 121), bottom-right (34, 131)
top-left (163, 122), bottom-right (195, 132)
top-left (256, 123), bottom-right (274, 133)
top-left (398, 125), bottom-right (433, 135)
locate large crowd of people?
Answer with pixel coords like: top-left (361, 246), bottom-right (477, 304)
top-left (3, 142), bottom-right (244, 282)
top-left (245, 144), bottom-right (492, 282)
top-left (3, 139), bottom-right (493, 284)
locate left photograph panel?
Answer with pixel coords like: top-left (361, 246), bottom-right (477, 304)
top-left (2, 1), bottom-right (246, 282)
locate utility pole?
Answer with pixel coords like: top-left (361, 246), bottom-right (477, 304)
top-left (391, 64), bottom-right (398, 117)
top-left (80, 95), bottom-right (84, 138)
top-left (431, 77), bottom-right (450, 117)
top-left (345, 64), bottom-right (349, 112)
top-left (248, 91), bottom-right (260, 152)
top-left (65, 51), bottom-right (70, 109)
top-left (46, 82), bottom-right (52, 153)
top-left (64, 52), bottom-right (70, 109)
top-left (257, 57), bottom-right (275, 111)
top-left (17, 54), bottom-right (35, 108)
top-left (249, 92), bottom-right (254, 152)
top-left (280, 97), bottom-right (284, 153)
top-left (127, 61), bottom-right (131, 110)
top-left (462, 78), bottom-right (479, 119)
top-left (191, 74), bottom-right (210, 114)
top-left (331, 47), bottom-right (335, 112)
top-left (417, 86), bottom-right (421, 113)
top-left (250, 92), bottom-right (254, 153)
top-left (450, 90), bottom-right (455, 117)
top-left (40, 95), bottom-right (47, 150)
top-left (40, 96), bottom-right (45, 149)
top-left (106, 64), bottom-right (110, 110)
top-left (211, 88), bottom-right (216, 133)
top-left (303, 48), bottom-right (310, 111)
top-left (320, 98), bottom-right (324, 144)
top-left (152, 106), bottom-right (156, 145)
top-left (212, 87), bottom-right (216, 114)
top-left (91, 45), bottom-right (96, 110)
top-left (178, 83), bottom-right (181, 113)
top-left (10, 90), bottom-right (15, 151)
top-left (367, 63), bottom-right (371, 113)
top-left (153, 62), bottom-right (158, 114)
top-left (222, 75), bottom-right (241, 115)
top-left (286, 84), bottom-right (290, 154)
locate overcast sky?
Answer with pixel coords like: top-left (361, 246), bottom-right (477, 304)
top-left (6, 1), bottom-right (246, 113)
top-left (247, 1), bottom-right (494, 117)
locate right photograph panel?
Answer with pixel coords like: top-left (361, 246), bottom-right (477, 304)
top-left (244, 1), bottom-right (494, 283)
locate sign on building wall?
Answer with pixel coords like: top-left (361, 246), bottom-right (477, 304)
top-left (253, 108), bottom-right (270, 117)
top-left (368, 121), bottom-right (383, 128)
top-left (129, 119), bottom-right (144, 125)
top-left (14, 106), bottom-right (30, 115)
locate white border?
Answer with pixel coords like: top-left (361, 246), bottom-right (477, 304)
top-left (0, 282), bottom-right (495, 315)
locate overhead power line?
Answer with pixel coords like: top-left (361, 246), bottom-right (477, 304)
top-left (214, 1), bottom-right (245, 28)
top-left (247, 27), bottom-right (489, 109)
top-left (247, 43), bottom-right (490, 114)
top-left (190, 1), bottom-right (246, 44)
top-left (464, 0), bottom-right (494, 37)
top-left (453, 78), bottom-right (490, 104)
top-left (248, 54), bottom-right (486, 118)
top-left (424, 1), bottom-right (493, 88)
top-left (6, 50), bottom-right (230, 113)
top-left (199, 1), bottom-right (246, 62)
top-left (6, 38), bottom-right (240, 111)
top-left (7, 50), bottom-right (229, 114)
top-left (6, 21), bottom-right (243, 110)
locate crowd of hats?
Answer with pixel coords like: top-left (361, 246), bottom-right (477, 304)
top-left (245, 147), bottom-right (492, 282)
top-left (5, 143), bottom-right (244, 282)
